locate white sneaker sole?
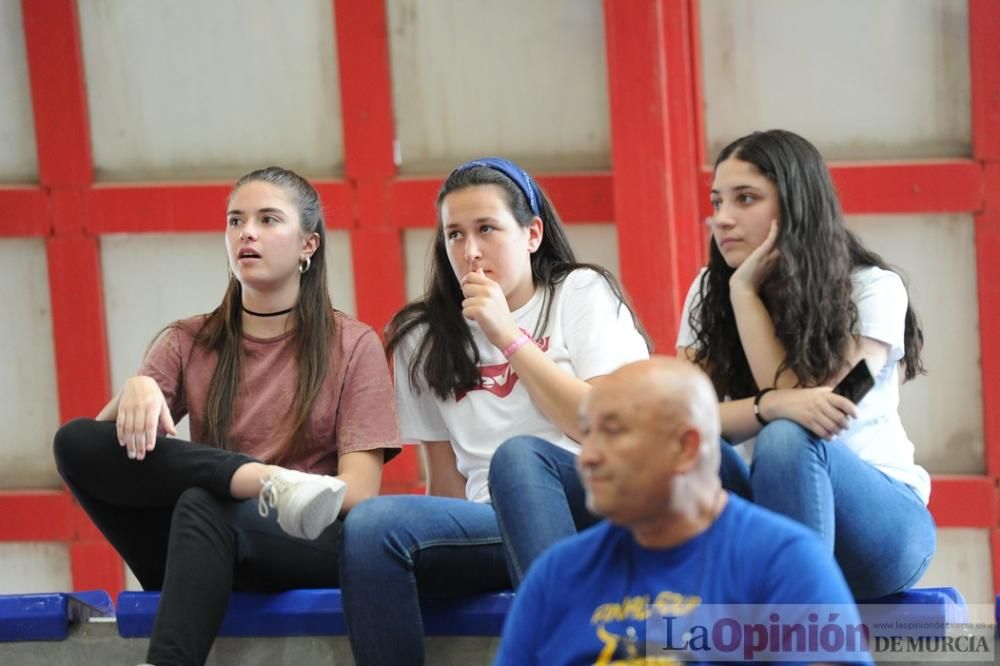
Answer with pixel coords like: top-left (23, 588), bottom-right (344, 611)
top-left (282, 478), bottom-right (347, 540)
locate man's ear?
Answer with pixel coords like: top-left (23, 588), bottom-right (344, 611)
top-left (673, 428), bottom-right (702, 474)
top-left (527, 216), bottom-right (543, 253)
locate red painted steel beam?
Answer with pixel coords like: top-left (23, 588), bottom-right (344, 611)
top-left (0, 188), bottom-right (49, 237)
top-left (389, 174), bottom-right (616, 229)
top-left (697, 161), bottom-right (984, 220)
top-left (22, 0), bottom-right (124, 594)
top-left (0, 490), bottom-right (104, 542)
top-left (977, 212), bottom-right (1000, 480)
top-left (1, 473), bottom-right (989, 541)
top-left (970, 0), bottom-right (1000, 594)
top-left (332, 0), bottom-right (417, 490)
top-left (605, 0), bottom-right (703, 353)
top-left (333, 0), bottom-right (406, 336)
top-left (927, 476), bottom-right (999, 529)
top-left (20, 0), bottom-right (91, 187)
top-left (971, 0), bottom-right (1000, 161)
top-left (71, 541), bottom-right (124, 597)
top-left (86, 181), bottom-right (354, 234)
top-left (45, 236), bottom-right (110, 421)
top-left (831, 161), bottom-right (984, 215)
top-left (0, 491), bottom-right (78, 541)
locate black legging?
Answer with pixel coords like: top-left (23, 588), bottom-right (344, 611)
top-left (53, 418), bottom-right (342, 666)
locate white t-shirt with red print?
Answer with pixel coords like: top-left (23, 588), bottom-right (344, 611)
top-left (394, 268), bottom-right (650, 503)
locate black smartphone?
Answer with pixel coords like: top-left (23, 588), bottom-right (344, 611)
top-left (832, 359), bottom-right (875, 404)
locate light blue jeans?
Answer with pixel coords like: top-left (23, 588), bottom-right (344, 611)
top-left (489, 435), bottom-right (600, 586)
top-left (339, 435), bottom-right (596, 665)
top-left (338, 494), bottom-right (510, 666)
top-left (720, 419), bottom-right (936, 600)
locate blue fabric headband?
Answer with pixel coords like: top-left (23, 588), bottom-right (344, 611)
top-left (452, 157), bottom-right (541, 217)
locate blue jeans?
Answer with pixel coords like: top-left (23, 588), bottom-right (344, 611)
top-left (339, 494), bottom-right (510, 666)
top-left (720, 419), bottom-right (936, 600)
top-left (489, 436), bottom-right (601, 586)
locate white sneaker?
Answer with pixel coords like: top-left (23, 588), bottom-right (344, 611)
top-left (258, 468), bottom-right (347, 540)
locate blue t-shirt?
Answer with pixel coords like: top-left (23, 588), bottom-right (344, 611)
top-left (495, 495), bottom-right (872, 665)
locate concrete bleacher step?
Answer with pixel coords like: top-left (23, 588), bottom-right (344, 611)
top-left (0, 590), bottom-right (114, 641)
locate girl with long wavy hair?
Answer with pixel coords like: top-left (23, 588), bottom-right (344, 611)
top-left (339, 157), bottom-right (649, 665)
top-left (677, 129), bottom-right (935, 599)
top-left (53, 166), bottom-right (399, 665)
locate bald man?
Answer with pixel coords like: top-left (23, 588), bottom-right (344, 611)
top-left (494, 357), bottom-right (870, 665)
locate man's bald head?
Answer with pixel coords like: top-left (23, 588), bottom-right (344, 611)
top-left (578, 357), bottom-right (723, 526)
top-left (590, 357), bottom-right (721, 470)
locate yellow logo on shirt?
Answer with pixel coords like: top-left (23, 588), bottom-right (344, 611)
top-left (589, 591), bottom-right (700, 665)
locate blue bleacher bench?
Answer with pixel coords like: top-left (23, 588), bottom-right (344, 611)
top-left (115, 587), bottom-right (964, 640)
top-left (116, 589), bottom-right (515, 638)
top-left (0, 590), bottom-right (114, 641)
top-left (857, 587), bottom-right (968, 637)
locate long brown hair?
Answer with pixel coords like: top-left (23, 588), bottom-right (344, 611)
top-left (386, 161), bottom-right (650, 400)
top-left (192, 166), bottom-right (336, 460)
top-left (690, 130), bottom-right (924, 398)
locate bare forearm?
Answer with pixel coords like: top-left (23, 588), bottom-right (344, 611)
top-left (337, 449), bottom-right (386, 514)
top-left (338, 468), bottom-right (381, 513)
top-left (719, 398), bottom-right (764, 443)
top-left (506, 343), bottom-right (591, 442)
top-left (423, 441), bottom-right (468, 499)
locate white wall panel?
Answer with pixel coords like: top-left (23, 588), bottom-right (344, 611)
top-left (388, 0), bottom-right (610, 174)
top-left (847, 215), bottom-right (982, 474)
top-left (700, 0), bottom-right (970, 161)
top-left (403, 229), bottom-right (437, 303)
top-left (404, 224), bottom-right (619, 302)
top-left (0, 239), bottom-right (61, 489)
top-left (102, 232), bottom-right (354, 440)
top-left (78, 0), bottom-right (343, 181)
top-left (102, 234), bottom-right (228, 441)
top-left (324, 230), bottom-right (356, 317)
top-left (915, 528), bottom-right (992, 605)
top-left (0, 543), bottom-right (71, 594)
top-left (0, 0), bottom-right (39, 182)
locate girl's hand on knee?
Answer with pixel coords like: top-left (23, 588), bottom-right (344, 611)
top-left (764, 387), bottom-right (858, 440)
top-left (460, 269), bottom-right (520, 349)
top-left (116, 376), bottom-right (176, 461)
top-left (730, 219), bottom-right (780, 295)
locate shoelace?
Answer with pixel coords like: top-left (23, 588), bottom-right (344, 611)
top-left (258, 475), bottom-right (279, 518)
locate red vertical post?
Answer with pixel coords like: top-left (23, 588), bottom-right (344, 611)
top-left (333, 0), bottom-right (406, 334)
top-left (969, 0), bottom-right (1000, 594)
top-left (332, 0), bottom-right (420, 490)
top-left (604, 0), bottom-right (703, 351)
top-left (21, 0), bottom-right (122, 595)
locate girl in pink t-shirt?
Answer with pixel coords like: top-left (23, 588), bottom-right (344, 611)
top-left (53, 166), bottom-right (399, 666)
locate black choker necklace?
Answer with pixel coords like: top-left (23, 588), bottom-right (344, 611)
top-left (241, 305), bottom-right (294, 317)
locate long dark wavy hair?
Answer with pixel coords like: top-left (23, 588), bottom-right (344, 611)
top-left (170, 166), bottom-right (336, 460)
top-left (386, 162), bottom-right (650, 400)
top-left (690, 130), bottom-right (924, 398)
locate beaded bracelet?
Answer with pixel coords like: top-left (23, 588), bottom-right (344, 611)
top-left (501, 333), bottom-right (531, 359)
top-left (753, 387), bottom-right (775, 426)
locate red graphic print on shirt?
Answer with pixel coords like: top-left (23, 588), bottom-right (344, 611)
top-left (454, 333), bottom-right (550, 402)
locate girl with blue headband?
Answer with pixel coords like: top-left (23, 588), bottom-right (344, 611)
top-left (339, 157), bottom-right (650, 665)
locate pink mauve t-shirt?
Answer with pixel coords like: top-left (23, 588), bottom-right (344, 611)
top-left (138, 311), bottom-right (400, 475)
